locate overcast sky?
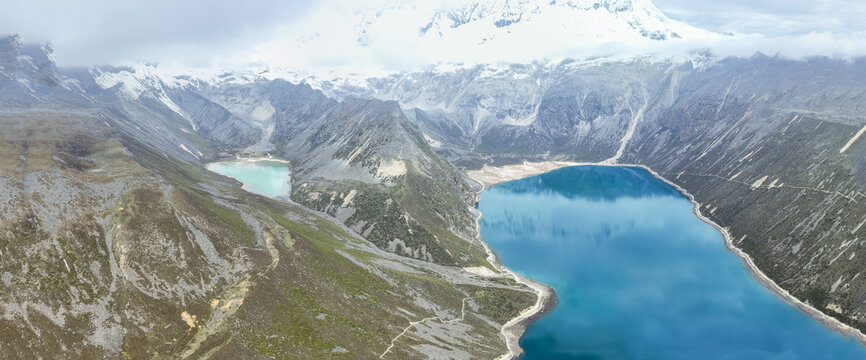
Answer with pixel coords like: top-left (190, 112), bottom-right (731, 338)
top-left (0, 0), bottom-right (312, 68)
top-left (653, 0), bottom-right (866, 36)
top-left (2, 0), bottom-right (866, 69)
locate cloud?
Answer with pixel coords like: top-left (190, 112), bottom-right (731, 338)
top-left (637, 31), bottom-right (866, 61)
top-left (250, 0), bottom-right (866, 72)
top-left (1, 0), bottom-right (313, 68)
top-left (250, 0), bottom-right (713, 71)
top-left (4, 0), bottom-right (866, 71)
top-left (653, 0), bottom-right (866, 36)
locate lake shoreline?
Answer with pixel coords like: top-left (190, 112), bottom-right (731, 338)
top-left (466, 200), bottom-right (558, 360)
top-left (466, 160), bottom-right (866, 358)
top-left (217, 155), bottom-right (291, 165)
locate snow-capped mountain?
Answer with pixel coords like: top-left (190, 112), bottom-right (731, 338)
top-left (0, 35), bottom-right (76, 96)
top-left (410, 0), bottom-right (701, 40)
top-left (304, 0), bottom-right (717, 66)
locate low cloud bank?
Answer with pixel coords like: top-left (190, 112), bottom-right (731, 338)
top-left (4, 0), bottom-right (866, 72)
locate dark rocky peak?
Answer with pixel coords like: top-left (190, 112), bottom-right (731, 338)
top-left (20, 43), bottom-right (60, 86)
top-left (0, 34), bottom-right (24, 68)
top-left (0, 34), bottom-right (61, 86)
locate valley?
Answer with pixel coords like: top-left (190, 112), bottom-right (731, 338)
top-left (0, 35), bottom-right (537, 358)
top-left (2, 0), bottom-right (866, 357)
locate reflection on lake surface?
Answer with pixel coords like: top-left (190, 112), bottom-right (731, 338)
top-left (479, 166), bottom-right (866, 359)
top-left (206, 160), bottom-right (291, 198)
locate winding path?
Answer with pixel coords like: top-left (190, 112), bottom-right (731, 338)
top-left (379, 297), bottom-right (471, 358)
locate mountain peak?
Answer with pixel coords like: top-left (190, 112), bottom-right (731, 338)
top-left (332, 0), bottom-right (714, 66)
top-left (0, 35), bottom-right (61, 87)
top-left (435, 0), bottom-right (655, 28)
top-left (416, 0), bottom-right (697, 41)
top-left (0, 35), bottom-right (24, 66)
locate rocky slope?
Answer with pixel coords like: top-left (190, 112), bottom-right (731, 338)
top-left (627, 56), bottom-right (866, 330)
top-left (281, 96), bottom-right (482, 265)
top-left (360, 59), bottom-right (673, 163)
top-left (0, 35), bottom-right (537, 358)
top-left (193, 77), bottom-right (486, 267)
top-left (70, 61), bottom-right (488, 268)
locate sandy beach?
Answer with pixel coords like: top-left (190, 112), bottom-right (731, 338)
top-left (467, 161), bottom-right (583, 188)
top-left (234, 155), bottom-right (291, 165)
top-left (467, 160), bottom-right (866, 359)
top-left (207, 156), bottom-right (292, 168)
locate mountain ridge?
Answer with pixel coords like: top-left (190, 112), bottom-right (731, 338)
top-left (286, 0), bottom-right (718, 67)
top-left (0, 34), bottom-right (540, 358)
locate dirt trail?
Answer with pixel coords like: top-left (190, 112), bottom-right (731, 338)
top-left (379, 297), bottom-right (471, 359)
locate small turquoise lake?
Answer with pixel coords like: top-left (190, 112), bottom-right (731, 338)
top-left (206, 160), bottom-right (291, 198)
top-left (478, 166), bottom-right (866, 359)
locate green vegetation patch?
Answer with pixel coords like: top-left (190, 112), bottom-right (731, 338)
top-left (471, 287), bottom-right (537, 325)
top-left (183, 188), bottom-right (256, 245)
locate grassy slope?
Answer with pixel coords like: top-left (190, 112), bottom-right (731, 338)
top-left (0, 109), bottom-right (535, 358)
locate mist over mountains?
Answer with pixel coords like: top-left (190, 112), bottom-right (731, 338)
top-left (5, 0), bottom-right (866, 70)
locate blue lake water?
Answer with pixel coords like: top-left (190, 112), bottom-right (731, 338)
top-left (206, 160), bottom-right (291, 198)
top-left (478, 166), bottom-right (866, 360)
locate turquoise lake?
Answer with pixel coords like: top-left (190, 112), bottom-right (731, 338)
top-left (478, 166), bottom-right (866, 359)
top-left (206, 160), bottom-right (291, 198)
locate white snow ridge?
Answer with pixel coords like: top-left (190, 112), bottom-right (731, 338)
top-left (287, 0), bottom-right (717, 67)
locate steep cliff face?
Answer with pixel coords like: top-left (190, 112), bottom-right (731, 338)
top-left (87, 64), bottom-right (262, 151)
top-left (196, 79), bottom-right (338, 153)
top-left (352, 59), bottom-right (674, 164)
top-left (165, 87), bottom-right (262, 148)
